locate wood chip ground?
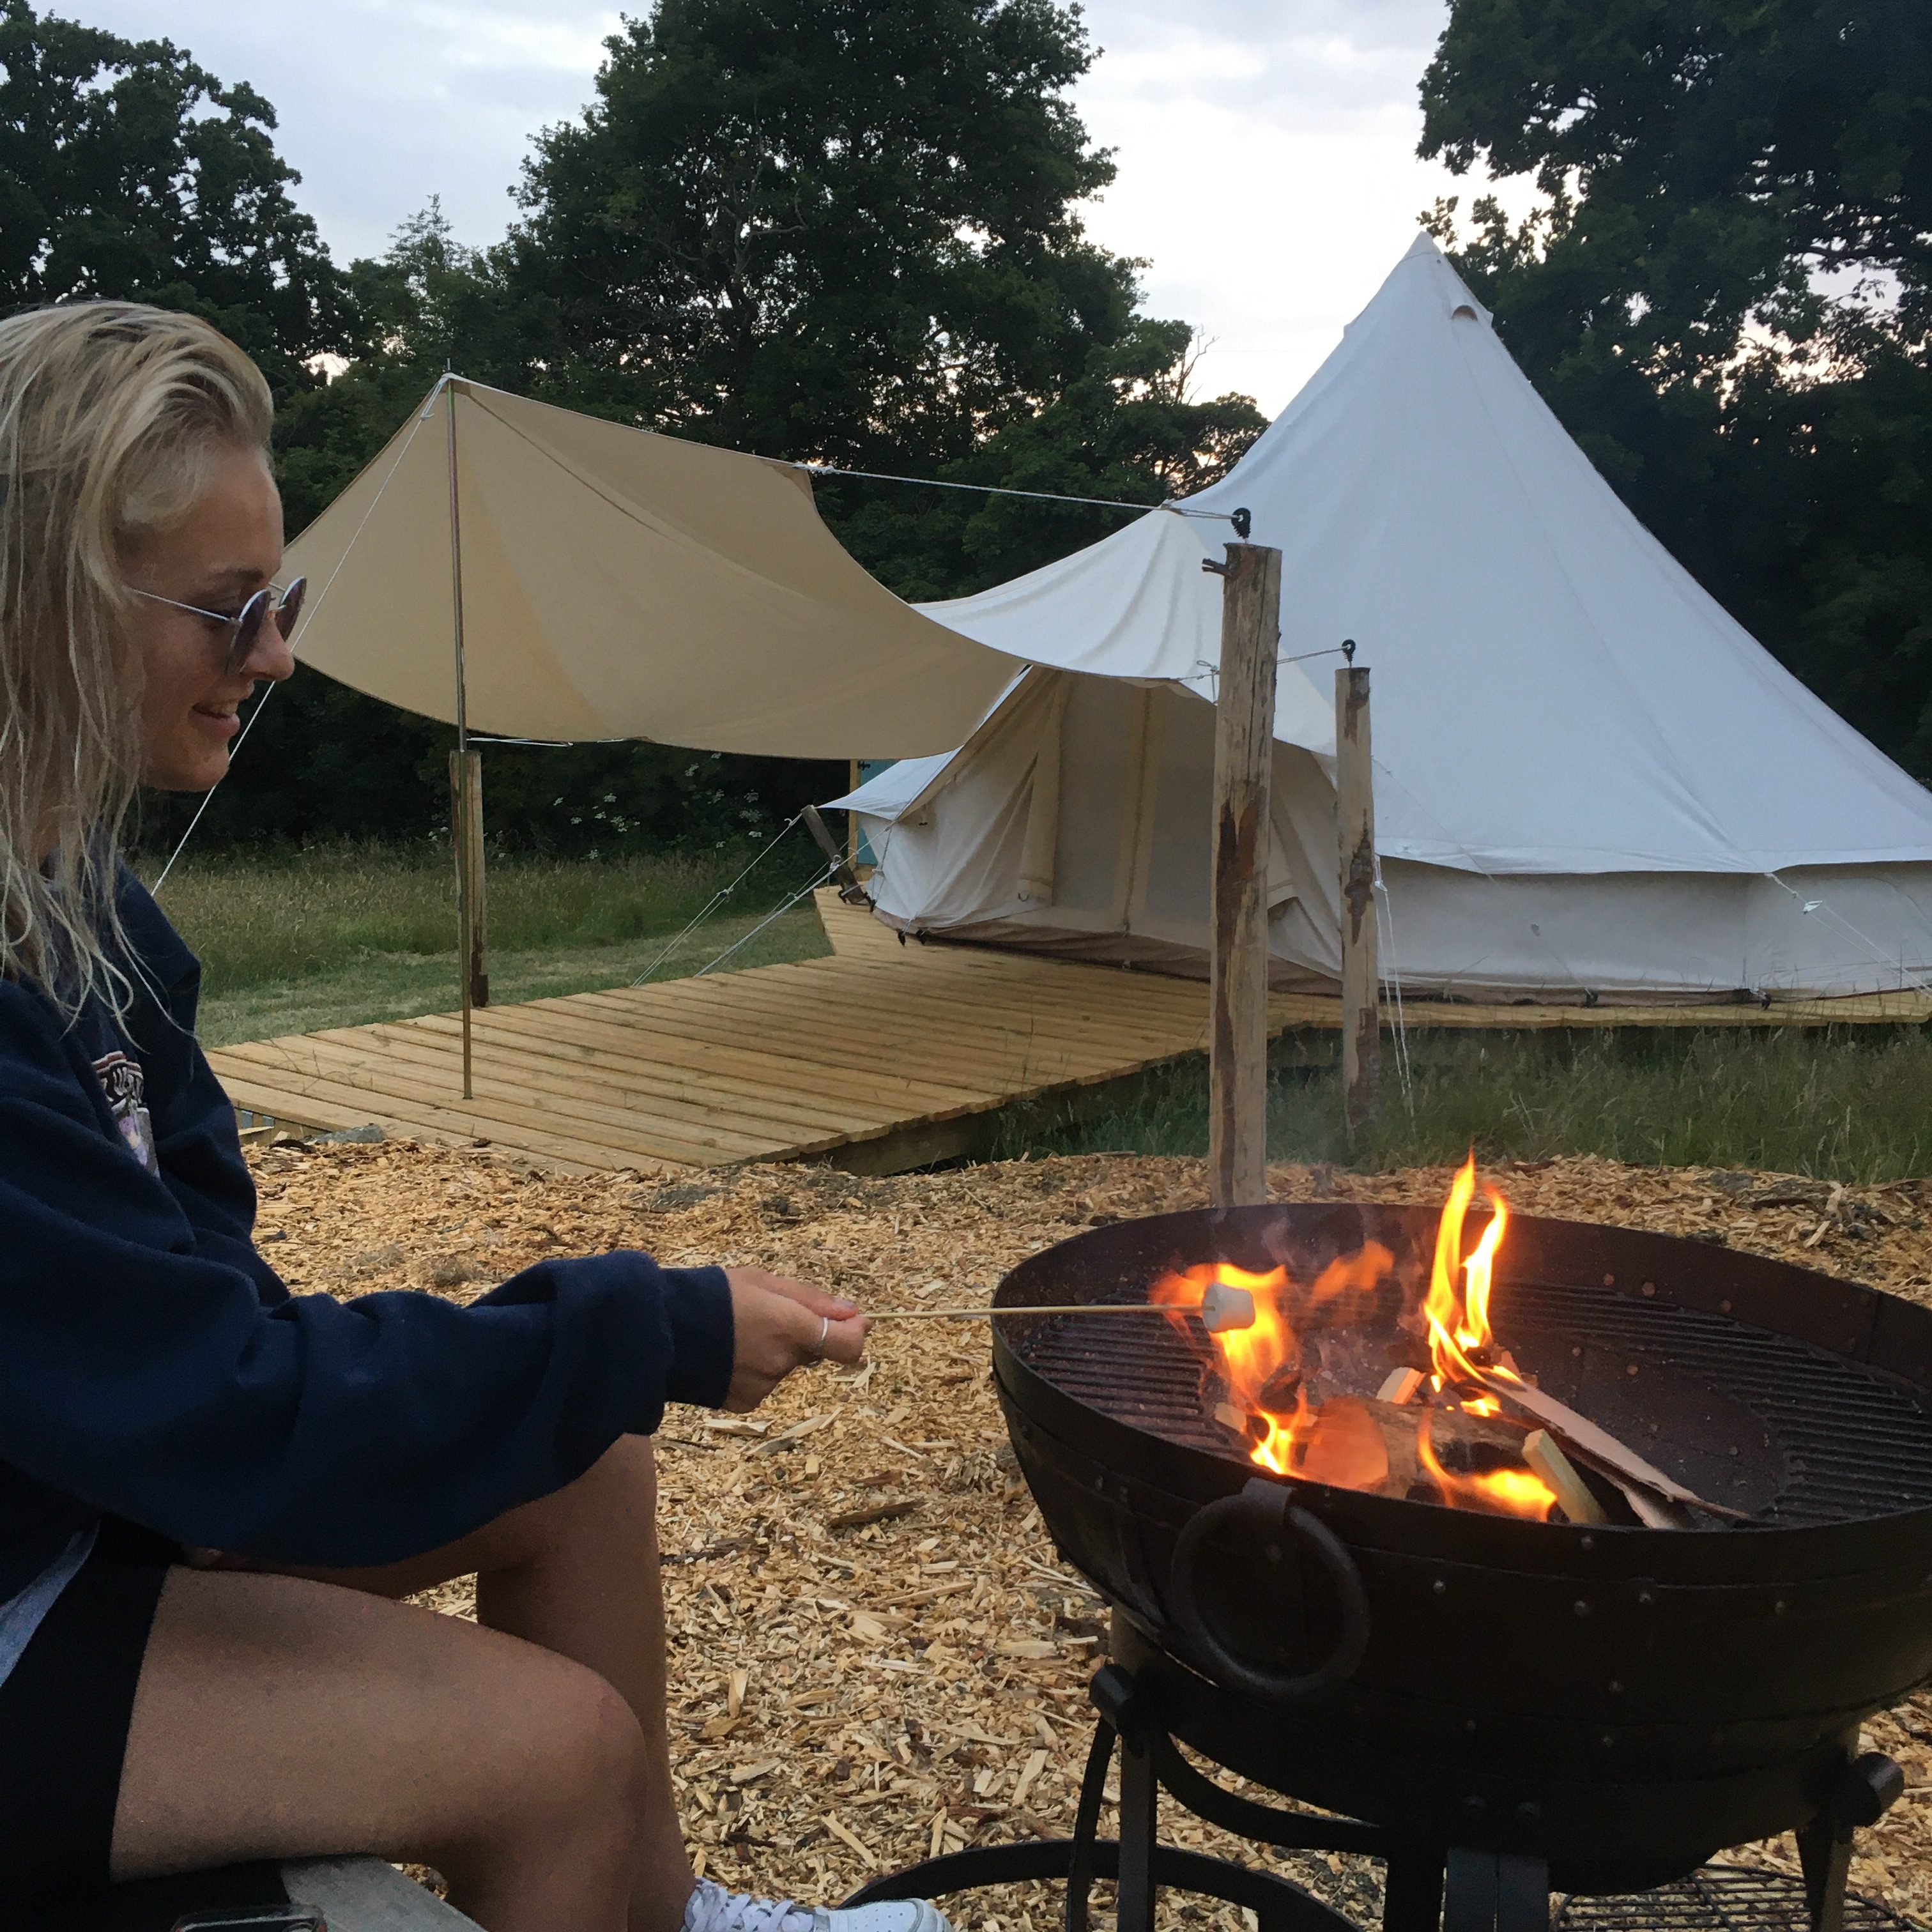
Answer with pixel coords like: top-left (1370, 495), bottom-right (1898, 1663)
top-left (250, 1142), bottom-right (1932, 1929)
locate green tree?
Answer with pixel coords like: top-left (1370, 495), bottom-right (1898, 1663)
top-left (507, 0), bottom-right (1137, 466)
top-left (1418, 0), bottom-right (1932, 778)
top-left (0, 0), bottom-right (358, 388)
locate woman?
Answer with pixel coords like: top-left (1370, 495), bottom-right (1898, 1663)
top-left (0, 302), bottom-right (947, 1932)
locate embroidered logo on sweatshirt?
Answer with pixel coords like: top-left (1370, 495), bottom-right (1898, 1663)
top-left (92, 1051), bottom-right (158, 1174)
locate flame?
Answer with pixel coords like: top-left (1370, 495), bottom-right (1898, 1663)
top-left (1151, 1250), bottom-right (1391, 1475)
top-left (1416, 1410), bottom-right (1558, 1517)
top-left (1421, 1153), bottom-right (1512, 1390)
top-left (1146, 1156), bottom-right (1563, 1521)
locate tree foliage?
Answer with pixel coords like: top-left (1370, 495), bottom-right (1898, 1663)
top-left (1420, 0), bottom-right (1932, 778)
top-left (0, 0), bottom-right (357, 390)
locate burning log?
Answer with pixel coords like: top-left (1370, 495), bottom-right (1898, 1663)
top-left (1209, 1393), bottom-right (1611, 1521)
top-left (1468, 1370), bottom-right (1749, 1523)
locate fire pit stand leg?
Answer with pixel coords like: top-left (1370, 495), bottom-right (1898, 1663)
top-left (1116, 1726), bottom-right (1160, 1932)
top-left (1444, 1850), bottom-right (1549, 1932)
top-left (1063, 1721), bottom-right (1116, 1932)
top-left (1381, 1853), bottom-right (1446, 1932)
top-left (1795, 1750), bottom-right (1906, 1932)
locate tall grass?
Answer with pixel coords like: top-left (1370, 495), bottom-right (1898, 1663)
top-left (146, 842), bottom-right (817, 995)
top-left (1000, 1028), bottom-right (1932, 1184)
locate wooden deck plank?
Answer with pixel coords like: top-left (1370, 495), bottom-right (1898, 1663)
top-left (401, 1009), bottom-right (990, 1123)
top-left (218, 1036), bottom-right (795, 1165)
top-left (579, 969), bottom-right (1204, 1064)
top-left (335, 1020), bottom-right (900, 1142)
top-left (341, 1018), bottom-right (875, 1128)
top-left (210, 1067), bottom-right (611, 1173)
top-left (471, 997), bottom-right (999, 1107)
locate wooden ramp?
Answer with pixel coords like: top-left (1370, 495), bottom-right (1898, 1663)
top-left (206, 893), bottom-right (1932, 1177)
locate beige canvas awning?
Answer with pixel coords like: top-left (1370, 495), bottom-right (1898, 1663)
top-left (284, 376), bottom-right (1022, 756)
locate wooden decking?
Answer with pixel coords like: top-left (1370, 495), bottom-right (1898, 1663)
top-left (206, 894), bottom-right (1931, 1177)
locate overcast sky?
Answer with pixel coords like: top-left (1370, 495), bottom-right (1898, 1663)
top-left (84, 0), bottom-right (1525, 415)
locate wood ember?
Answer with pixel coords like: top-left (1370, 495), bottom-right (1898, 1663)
top-left (251, 1139), bottom-right (1932, 1928)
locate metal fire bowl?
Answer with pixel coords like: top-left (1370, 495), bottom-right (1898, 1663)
top-left (990, 1202), bottom-right (1932, 1887)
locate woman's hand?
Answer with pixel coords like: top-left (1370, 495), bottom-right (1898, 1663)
top-left (723, 1267), bottom-right (867, 1413)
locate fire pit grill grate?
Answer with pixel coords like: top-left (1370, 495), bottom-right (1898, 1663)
top-left (1008, 1270), bottom-right (1932, 1527)
top-left (1554, 1867), bottom-right (1922, 1932)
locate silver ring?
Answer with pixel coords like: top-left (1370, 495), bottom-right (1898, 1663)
top-left (812, 1315), bottom-right (829, 1358)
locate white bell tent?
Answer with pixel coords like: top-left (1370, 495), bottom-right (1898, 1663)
top-left (831, 236), bottom-right (1932, 1004)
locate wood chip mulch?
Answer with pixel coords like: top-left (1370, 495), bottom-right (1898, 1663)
top-left (249, 1141), bottom-right (1932, 1929)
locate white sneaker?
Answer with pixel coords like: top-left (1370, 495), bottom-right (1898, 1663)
top-left (682, 1874), bottom-right (954, 1932)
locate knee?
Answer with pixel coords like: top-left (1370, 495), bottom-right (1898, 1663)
top-left (539, 1666), bottom-right (652, 1829)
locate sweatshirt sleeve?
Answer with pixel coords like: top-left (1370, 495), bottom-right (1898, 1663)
top-left (0, 982), bottom-right (735, 1568)
top-left (114, 874), bottom-right (282, 1299)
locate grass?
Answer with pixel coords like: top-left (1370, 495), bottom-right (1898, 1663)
top-left (997, 1027), bottom-right (1932, 1184)
top-left (149, 846), bottom-right (1932, 1181)
top-left (146, 844), bottom-right (830, 1047)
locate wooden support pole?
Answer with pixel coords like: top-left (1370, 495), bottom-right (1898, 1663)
top-left (443, 376), bottom-right (480, 1100)
top-left (1336, 664), bottom-right (1379, 1138)
top-left (1208, 541), bottom-right (1281, 1208)
top-left (452, 748), bottom-right (488, 1011)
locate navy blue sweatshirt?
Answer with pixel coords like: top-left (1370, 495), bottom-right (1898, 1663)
top-left (0, 872), bottom-right (734, 1605)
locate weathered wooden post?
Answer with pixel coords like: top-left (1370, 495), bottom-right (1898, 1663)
top-left (1335, 660), bottom-right (1379, 1138)
top-left (1207, 539), bottom-right (1282, 1208)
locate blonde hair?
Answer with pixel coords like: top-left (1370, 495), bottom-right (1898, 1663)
top-left (0, 302), bottom-right (273, 1017)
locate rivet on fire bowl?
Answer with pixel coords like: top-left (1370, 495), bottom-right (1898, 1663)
top-left (1641, 1282), bottom-right (1657, 1297)
top-left (1464, 1719), bottom-right (1478, 1735)
top-left (1637, 1591), bottom-right (1655, 1609)
top-left (1571, 1345), bottom-right (1583, 1357)
top-left (1266, 1544), bottom-right (1282, 1564)
top-left (1600, 1733), bottom-right (1617, 1749)
top-left (1626, 1362), bottom-right (1641, 1376)
top-left (1775, 1600), bottom-right (1789, 1616)
top-left (1432, 1578), bottom-right (1448, 1596)
top-left (1608, 1680), bottom-right (1623, 1696)
top-left (1579, 1534), bottom-right (1596, 1552)
top-left (1603, 1274), bottom-right (1616, 1287)
top-left (1721, 1298), bottom-right (1734, 1312)
top-left (1574, 1600), bottom-right (1591, 1618)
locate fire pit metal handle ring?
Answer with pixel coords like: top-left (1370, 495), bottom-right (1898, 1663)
top-left (1169, 1477), bottom-right (1372, 1705)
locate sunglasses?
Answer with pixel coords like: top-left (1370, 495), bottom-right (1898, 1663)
top-left (131, 577), bottom-right (307, 677)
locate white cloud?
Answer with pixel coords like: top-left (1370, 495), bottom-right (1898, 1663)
top-left (82, 0), bottom-right (1532, 410)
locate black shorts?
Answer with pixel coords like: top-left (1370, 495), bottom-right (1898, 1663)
top-left (0, 1521), bottom-right (286, 1930)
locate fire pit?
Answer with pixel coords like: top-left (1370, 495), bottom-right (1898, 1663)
top-left (850, 1176), bottom-right (1932, 1932)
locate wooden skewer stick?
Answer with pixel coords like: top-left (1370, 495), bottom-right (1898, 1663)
top-left (871, 1283), bottom-right (1257, 1334)
top-left (871, 1304), bottom-right (1172, 1319)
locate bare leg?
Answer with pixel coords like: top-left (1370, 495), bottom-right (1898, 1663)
top-left (263, 1435), bottom-right (696, 1932)
top-left (112, 1565), bottom-right (648, 1932)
